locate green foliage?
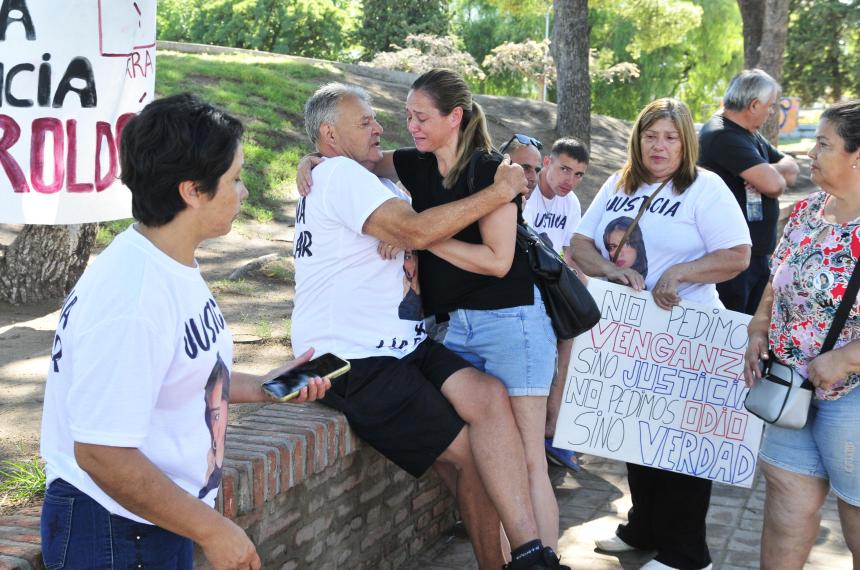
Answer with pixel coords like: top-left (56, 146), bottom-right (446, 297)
top-left (483, 0), bottom-right (551, 17)
top-left (356, 0), bottom-right (450, 58)
top-left (451, 0), bottom-right (546, 96)
top-left (156, 51), bottom-right (339, 217)
top-left (261, 258), bottom-right (295, 281)
top-left (254, 318), bottom-right (274, 339)
top-left (369, 34), bottom-right (485, 82)
top-left (96, 219), bottom-right (134, 247)
top-left (209, 279), bottom-right (255, 295)
top-left (598, 0), bottom-right (703, 59)
top-left (590, 0), bottom-right (742, 121)
top-left (676, 0), bottom-right (744, 120)
top-left (483, 39), bottom-right (554, 86)
top-left (0, 457), bottom-right (46, 503)
top-left (783, 0), bottom-right (860, 104)
top-left (157, 0), bottom-right (354, 60)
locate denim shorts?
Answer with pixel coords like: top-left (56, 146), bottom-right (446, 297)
top-left (41, 478), bottom-right (194, 569)
top-left (759, 385), bottom-right (860, 506)
top-left (444, 286), bottom-right (557, 396)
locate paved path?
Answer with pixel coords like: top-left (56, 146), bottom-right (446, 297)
top-left (402, 454), bottom-right (852, 569)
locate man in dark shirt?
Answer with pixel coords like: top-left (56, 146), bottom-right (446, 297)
top-left (699, 69), bottom-right (799, 314)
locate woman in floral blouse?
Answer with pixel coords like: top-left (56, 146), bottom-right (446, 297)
top-left (744, 100), bottom-right (860, 569)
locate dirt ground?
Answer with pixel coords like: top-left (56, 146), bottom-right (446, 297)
top-left (0, 65), bottom-right (816, 515)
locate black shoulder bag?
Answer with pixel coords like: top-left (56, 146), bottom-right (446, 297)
top-left (467, 150), bottom-right (600, 340)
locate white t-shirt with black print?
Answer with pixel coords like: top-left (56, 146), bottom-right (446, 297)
top-left (291, 156), bottom-right (427, 360)
top-left (523, 184), bottom-right (581, 254)
top-left (575, 169), bottom-right (751, 307)
top-left (40, 227), bottom-right (233, 523)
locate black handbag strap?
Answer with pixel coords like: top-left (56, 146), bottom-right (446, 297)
top-left (821, 258), bottom-right (860, 354)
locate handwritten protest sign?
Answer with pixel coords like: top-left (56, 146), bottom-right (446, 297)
top-left (0, 0), bottom-right (155, 224)
top-left (553, 280), bottom-right (764, 488)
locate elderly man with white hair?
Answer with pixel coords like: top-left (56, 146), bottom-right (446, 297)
top-left (698, 68), bottom-right (799, 315)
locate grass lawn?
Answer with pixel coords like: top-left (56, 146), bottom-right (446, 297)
top-left (99, 50), bottom-right (414, 245)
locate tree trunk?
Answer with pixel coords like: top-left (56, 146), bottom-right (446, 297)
top-left (737, 0), bottom-right (764, 68)
top-left (552, 0), bottom-right (590, 147)
top-left (737, 0), bottom-right (791, 143)
top-left (0, 224), bottom-right (98, 305)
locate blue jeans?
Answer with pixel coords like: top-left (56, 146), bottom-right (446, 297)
top-left (759, 385), bottom-right (860, 506)
top-left (40, 478), bottom-right (194, 569)
top-left (444, 286), bottom-right (557, 396)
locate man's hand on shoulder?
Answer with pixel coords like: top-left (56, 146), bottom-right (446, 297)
top-left (491, 155), bottom-right (529, 202)
top-left (296, 154), bottom-right (323, 197)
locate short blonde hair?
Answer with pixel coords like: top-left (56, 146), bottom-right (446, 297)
top-left (618, 98), bottom-right (698, 196)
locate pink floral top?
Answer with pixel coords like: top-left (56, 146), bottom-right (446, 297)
top-left (770, 191), bottom-right (860, 400)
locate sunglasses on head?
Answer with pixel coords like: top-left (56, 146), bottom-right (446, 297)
top-left (500, 133), bottom-right (543, 154)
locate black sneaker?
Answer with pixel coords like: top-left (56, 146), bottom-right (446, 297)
top-left (503, 547), bottom-right (570, 570)
top-left (532, 547), bottom-right (569, 570)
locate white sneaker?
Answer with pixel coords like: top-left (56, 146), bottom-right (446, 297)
top-left (594, 534), bottom-right (637, 552)
top-left (640, 560), bottom-right (712, 570)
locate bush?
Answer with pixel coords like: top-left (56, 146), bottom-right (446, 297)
top-left (483, 39), bottom-right (554, 99)
top-left (368, 34), bottom-right (485, 82)
top-left (356, 0), bottom-right (450, 58)
top-left (157, 0), bottom-right (353, 60)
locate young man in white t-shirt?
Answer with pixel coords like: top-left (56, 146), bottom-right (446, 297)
top-left (517, 137), bottom-right (590, 473)
top-left (294, 83), bottom-right (569, 570)
top-left (523, 137), bottom-right (588, 257)
top-left (39, 95), bottom-right (330, 570)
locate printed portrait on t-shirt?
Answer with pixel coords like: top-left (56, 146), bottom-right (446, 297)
top-left (815, 271), bottom-right (834, 291)
top-left (199, 354), bottom-right (230, 498)
top-left (603, 216), bottom-right (649, 279)
top-left (398, 250), bottom-right (423, 320)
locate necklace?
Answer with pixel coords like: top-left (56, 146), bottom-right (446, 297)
top-left (536, 186), bottom-right (554, 215)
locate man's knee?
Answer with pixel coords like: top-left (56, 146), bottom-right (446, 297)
top-left (437, 426), bottom-right (474, 471)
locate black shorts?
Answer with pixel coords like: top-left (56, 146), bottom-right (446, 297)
top-left (320, 339), bottom-right (469, 477)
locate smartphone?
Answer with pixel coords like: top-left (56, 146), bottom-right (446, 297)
top-left (262, 353), bottom-right (350, 402)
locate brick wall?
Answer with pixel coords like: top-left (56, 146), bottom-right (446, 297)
top-left (0, 404), bottom-right (457, 569)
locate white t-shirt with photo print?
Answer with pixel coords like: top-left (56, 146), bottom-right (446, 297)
top-left (575, 169), bottom-right (751, 307)
top-left (291, 156), bottom-right (427, 360)
top-left (523, 184), bottom-right (581, 254)
top-left (40, 227), bottom-right (233, 523)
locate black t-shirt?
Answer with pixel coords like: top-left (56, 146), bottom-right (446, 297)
top-left (698, 114), bottom-right (784, 256)
top-left (393, 148), bottom-right (533, 315)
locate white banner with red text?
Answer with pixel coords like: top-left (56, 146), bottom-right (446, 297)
top-left (0, 0), bottom-right (155, 224)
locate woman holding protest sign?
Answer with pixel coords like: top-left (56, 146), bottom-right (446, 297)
top-left (743, 100), bottom-right (860, 569)
top-left (570, 98), bottom-right (751, 570)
